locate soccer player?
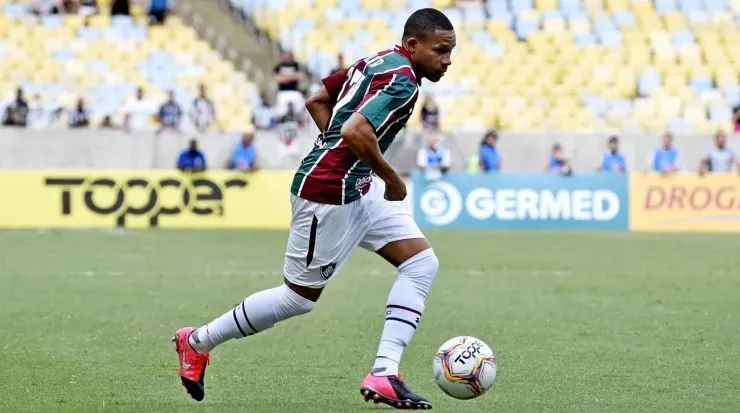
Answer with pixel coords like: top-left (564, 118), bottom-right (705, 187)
top-left (173, 8), bottom-right (455, 410)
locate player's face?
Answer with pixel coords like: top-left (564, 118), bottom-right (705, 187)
top-left (410, 30), bottom-right (456, 82)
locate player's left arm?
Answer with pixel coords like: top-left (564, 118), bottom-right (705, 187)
top-left (305, 68), bottom-right (348, 132)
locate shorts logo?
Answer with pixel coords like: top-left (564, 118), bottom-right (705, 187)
top-left (320, 262), bottom-right (337, 280)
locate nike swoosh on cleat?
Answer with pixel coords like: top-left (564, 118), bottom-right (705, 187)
top-left (181, 351), bottom-right (192, 370)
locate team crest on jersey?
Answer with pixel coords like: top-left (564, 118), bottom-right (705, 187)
top-left (320, 263), bottom-right (337, 279)
top-left (313, 133), bottom-right (327, 149)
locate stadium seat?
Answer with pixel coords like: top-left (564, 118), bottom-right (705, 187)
top-left (6, 0), bottom-right (732, 133)
top-left (0, 4), bottom-right (257, 130)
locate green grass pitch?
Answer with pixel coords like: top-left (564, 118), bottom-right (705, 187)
top-left (2, 229), bottom-right (739, 412)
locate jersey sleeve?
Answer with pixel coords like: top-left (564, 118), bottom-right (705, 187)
top-left (355, 74), bottom-right (418, 131)
top-left (321, 68), bottom-right (348, 101)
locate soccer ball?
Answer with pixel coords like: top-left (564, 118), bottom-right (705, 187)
top-left (432, 336), bottom-right (497, 400)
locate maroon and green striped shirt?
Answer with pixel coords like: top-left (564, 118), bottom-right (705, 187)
top-left (291, 46), bottom-right (420, 205)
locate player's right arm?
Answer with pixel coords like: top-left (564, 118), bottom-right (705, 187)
top-left (341, 113), bottom-right (406, 201)
top-left (341, 74), bottom-right (418, 201)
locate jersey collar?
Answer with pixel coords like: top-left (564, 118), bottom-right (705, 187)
top-left (393, 45), bottom-right (422, 85)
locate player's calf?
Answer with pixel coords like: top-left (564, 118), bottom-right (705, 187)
top-left (187, 284), bottom-right (317, 354)
top-left (373, 248), bottom-right (439, 376)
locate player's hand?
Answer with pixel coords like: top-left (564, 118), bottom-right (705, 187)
top-left (384, 175), bottom-right (407, 201)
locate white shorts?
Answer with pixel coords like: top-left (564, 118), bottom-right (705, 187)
top-left (284, 179), bottom-right (424, 288)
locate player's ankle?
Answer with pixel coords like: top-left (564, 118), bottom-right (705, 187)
top-left (372, 356), bottom-right (399, 376)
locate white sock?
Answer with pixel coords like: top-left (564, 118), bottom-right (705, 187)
top-left (188, 284), bottom-right (315, 353)
top-left (372, 248), bottom-right (439, 376)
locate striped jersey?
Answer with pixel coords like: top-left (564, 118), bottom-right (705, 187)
top-left (291, 46), bottom-right (420, 205)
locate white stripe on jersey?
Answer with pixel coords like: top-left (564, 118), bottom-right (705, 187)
top-left (375, 85), bottom-right (418, 134)
top-left (341, 160), bottom-right (361, 205)
top-left (355, 74), bottom-right (397, 115)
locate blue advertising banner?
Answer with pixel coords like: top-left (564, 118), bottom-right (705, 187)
top-left (412, 171), bottom-right (629, 230)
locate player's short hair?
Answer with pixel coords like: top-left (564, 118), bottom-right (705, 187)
top-left (402, 8), bottom-right (454, 40)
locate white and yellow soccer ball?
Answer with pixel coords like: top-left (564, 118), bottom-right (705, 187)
top-left (432, 336), bottom-right (497, 400)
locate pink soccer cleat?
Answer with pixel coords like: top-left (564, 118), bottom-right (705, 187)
top-left (172, 327), bottom-right (210, 401)
top-left (361, 372), bottom-right (432, 410)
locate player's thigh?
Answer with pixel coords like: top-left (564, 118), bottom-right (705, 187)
top-left (359, 196), bottom-right (425, 254)
top-left (284, 197), bottom-right (369, 288)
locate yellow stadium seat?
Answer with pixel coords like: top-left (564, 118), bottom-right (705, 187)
top-left (711, 11), bottom-right (733, 28)
top-left (583, 0), bottom-right (605, 14)
top-left (606, 0), bottom-right (628, 12)
top-left (536, 0), bottom-right (558, 11)
top-left (662, 11), bottom-right (686, 31)
top-left (432, 0), bottom-right (453, 9)
top-left (362, 0), bottom-right (386, 11)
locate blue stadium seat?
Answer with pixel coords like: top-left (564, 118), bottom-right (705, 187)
top-left (585, 96), bottom-right (608, 117)
top-left (678, 0), bottom-right (703, 12)
top-left (704, 0), bottom-right (728, 13)
top-left (560, 0), bottom-right (582, 13)
top-left (486, 0), bottom-right (510, 15)
top-left (655, 0), bottom-right (678, 14)
top-left (689, 78), bottom-right (715, 93)
top-left (639, 70), bottom-right (662, 96)
top-left (574, 33), bottom-right (598, 46)
top-left (671, 30), bottom-right (695, 45)
top-left (613, 11), bottom-right (636, 26)
top-left (600, 30), bottom-right (623, 47)
top-left (511, 0), bottom-right (534, 13)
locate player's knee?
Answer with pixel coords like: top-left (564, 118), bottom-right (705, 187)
top-left (400, 248), bottom-right (439, 283)
top-left (426, 251), bottom-right (440, 277)
top-left (279, 284), bottom-right (317, 317)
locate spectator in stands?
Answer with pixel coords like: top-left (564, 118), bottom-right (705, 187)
top-left (60, 0), bottom-right (79, 13)
top-left (649, 131), bottom-right (680, 174)
top-left (478, 130), bottom-right (501, 173)
top-left (699, 130), bottom-right (740, 174)
top-left (420, 95), bottom-right (440, 130)
top-left (68, 98), bottom-right (90, 128)
top-left (27, 93), bottom-right (57, 129)
top-left (252, 93), bottom-right (275, 130)
top-left (598, 135), bottom-right (626, 173)
top-left (274, 51), bottom-right (304, 118)
top-left (547, 143), bottom-right (572, 176)
top-left (417, 134), bottom-right (451, 181)
top-left (228, 132), bottom-right (259, 172)
top-left (157, 90), bottom-right (183, 134)
top-left (148, 0), bottom-right (170, 25)
top-left (99, 115), bottom-right (116, 129)
top-left (2, 87), bottom-right (29, 127)
top-left (191, 83), bottom-right (216, 133)
top-left (111, 0), bottom-right (129, 16)
top-left (177, 139), bottom-right (207, 172)
top-left (31, 0), bottom-right (60, 15)
top-left (276, 102), bottom-right (302, 163)
top-left (79, 0), bottom-right (96, 16)
top-left (277, 102), bottom-right (303, 142)
top-left (123, 87), bottom-right (156, 132)
top-left (330, 54), bottom-right (346, 75)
